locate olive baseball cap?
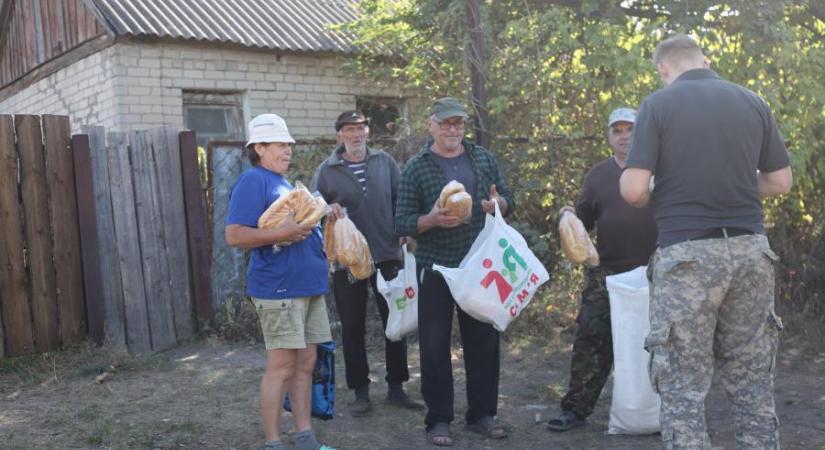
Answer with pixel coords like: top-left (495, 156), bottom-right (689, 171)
top-left (430, 97), bottom-right (470, 121)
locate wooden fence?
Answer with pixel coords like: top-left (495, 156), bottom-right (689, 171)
top-left (0, 115), bottom-right (211, 357)
top-left (0, 115), bottom-right (85, 357)
top-left (76, 125), bottom-right (211, 352)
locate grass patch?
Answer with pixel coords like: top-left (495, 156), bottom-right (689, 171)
top-left (134, 420), bottom-right (206, 448)
top-left (86, 420), bottom-right (114, 446)
top-left (76, 404), bottom-right (101, 422)
top-left (0, 341), bottom-right (180, 391)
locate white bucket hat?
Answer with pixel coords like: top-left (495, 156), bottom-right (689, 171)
top-left (245, 114), bottom-right (296, 148)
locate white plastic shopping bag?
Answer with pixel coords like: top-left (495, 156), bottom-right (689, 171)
top-left (377, 244), bottom-right (418, 342)
top-left (432, 202), bottom-right (549, 331)
top-left (605, 266), bottom-right (661, 435)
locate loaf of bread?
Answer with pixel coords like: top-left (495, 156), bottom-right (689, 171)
top-left (299, 194), bottom-right (328, 226)
top-left (323, 217), bottom-right (336, 263)
top-left (438, 180), bottom-right (473, 221)
top-left (328, 215), bottom-right (374, 280)
top-left (438, 180), bottom-right (466, 208)
top-left (257, 181), bottom-right (328, 230)
top-left (559, 211), bottom-right (599, 266)
top-left (444, 191), bottom-right (472, 221)
top-left (584, 236), bottom-right (600, 267)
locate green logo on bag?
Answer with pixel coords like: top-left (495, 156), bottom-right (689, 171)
top-left (395, 296), bottom-right (406, 311)
top-left (480, 237), bottom-right (543, 317)
top-left (499, 238), bottom-right (527, 283)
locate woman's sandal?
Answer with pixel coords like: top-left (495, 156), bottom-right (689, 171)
top-left (427, 422), bottom-right (453, 447)
top-left (465, 416), bottom-right (507, 439)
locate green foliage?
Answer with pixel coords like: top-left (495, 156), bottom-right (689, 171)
top-left (342, 1), bottom-right (825, 326)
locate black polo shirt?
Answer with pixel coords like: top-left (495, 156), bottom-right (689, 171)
top-left (576, 157), bottom-right (657, 273)
top-left (626, 69), bottom-right (790, 247)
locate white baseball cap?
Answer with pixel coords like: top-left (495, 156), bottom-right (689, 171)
top-left (245, 114), bottom-right (295, 148)
top-left (608, 107), bottom-right (637, 127)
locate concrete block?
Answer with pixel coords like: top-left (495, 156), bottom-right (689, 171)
top-left (284, 74), bottom-right (303, 83)
top-left (204, 70), bottom-right (224, 80)
top-left (128, 67), bottom-right (151, 77)
top-left (139, 58), bottom-right (161, 69)
top-left (215, 80), bottom-right (236, 89)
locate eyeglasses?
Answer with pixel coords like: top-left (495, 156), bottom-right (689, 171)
top-left (435, 120), bottom-right (466, 131)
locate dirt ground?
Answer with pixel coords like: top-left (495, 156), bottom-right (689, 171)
top-left (1, 321), bottom-right (824, 449)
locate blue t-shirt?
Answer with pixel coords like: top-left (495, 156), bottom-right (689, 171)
top-left (226, 166), bottom-right (329, 299)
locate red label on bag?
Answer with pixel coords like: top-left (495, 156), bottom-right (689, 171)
top-left (479, 236), bottom-right (545, 317)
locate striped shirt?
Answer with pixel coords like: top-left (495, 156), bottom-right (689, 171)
top-left (343, 159), bottom-right (367, 192)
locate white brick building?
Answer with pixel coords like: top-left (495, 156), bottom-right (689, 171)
top-left (0, 0), bottom-right (407, 142)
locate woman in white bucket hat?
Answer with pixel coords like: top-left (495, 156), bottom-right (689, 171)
top-left (226, 114), bottom-right (336, 450)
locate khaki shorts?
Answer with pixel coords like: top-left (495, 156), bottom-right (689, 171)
top-left (253, 296), bottom-right (333, 350)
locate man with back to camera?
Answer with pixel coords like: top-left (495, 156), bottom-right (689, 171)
top-left (548, 107), bottom-right (657, 432)
top-left (620, 34), bottom-right (792, 449)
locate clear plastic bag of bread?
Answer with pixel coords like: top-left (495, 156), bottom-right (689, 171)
top-left (257, 181), bottom-right (329, 251)
top-left (323, 208), bottom-right (374, 281)
top-left (438, 180), bottom-right (472, 222)
top-left (559, 210), bottom-right (600, 266)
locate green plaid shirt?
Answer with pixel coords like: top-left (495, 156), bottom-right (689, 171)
top-left (395, 139), bottom-right (515, 269)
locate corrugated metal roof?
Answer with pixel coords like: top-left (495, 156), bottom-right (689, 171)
top-left (85, 0), bottom-right (359, 53)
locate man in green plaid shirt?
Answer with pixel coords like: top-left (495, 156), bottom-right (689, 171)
top-left (394, 97), bottom-right (515, 446)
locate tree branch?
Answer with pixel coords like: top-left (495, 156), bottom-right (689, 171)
top-left (527, 0), bottom-right (668, 19)
top-left (809, 0), bottom-right (825, 22)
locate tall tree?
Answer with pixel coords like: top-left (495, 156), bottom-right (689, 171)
top-left (342, 0), bottom-right (825, 316)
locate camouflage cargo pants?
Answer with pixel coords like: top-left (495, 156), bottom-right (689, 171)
top-left (646, 233), bottom-right (782, 449)
top-left (560, 266), bottom-right (614, 419)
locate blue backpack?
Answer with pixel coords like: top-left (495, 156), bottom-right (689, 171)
top-left (284, 341), bottom-right (336, 420)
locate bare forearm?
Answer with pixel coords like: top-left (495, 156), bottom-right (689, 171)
top-left (757, 167), bottom-right (793, 198)
top-left (416, 213), bottom-right (438, 234)
top-left (225, 225), bottom-right (290, 249)
top-left (619, 168), bottom-right (653, 207)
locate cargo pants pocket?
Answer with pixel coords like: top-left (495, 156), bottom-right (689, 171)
top-left (767, 309), bottom-right (783, 377)
top-left (256, 299), bottom-right (298, 337)
top-left (644, 325), bottom-right (672, 395)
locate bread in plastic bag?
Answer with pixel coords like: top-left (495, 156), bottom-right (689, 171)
top-left (559, 211), bottom-right (600, 266)
top-left (257, 181), bottom-right (329, 230)
top-left (325, 213), bottom-right (374, 280)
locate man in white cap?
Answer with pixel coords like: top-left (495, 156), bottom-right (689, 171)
top-left (225, 114), bottom-right (336, 450)
top-left (548, 107), bottom-right (657, 432)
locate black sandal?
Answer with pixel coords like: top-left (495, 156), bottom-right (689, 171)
top-left (466, 416), bottom-right (507, 439)
top-left (547, 410), bottom-right (585, 432)
top-left (427, 422), bottom-right (453, 447)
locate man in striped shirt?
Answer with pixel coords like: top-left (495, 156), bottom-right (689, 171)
top-left (311, 110), bottom-right (422, 417)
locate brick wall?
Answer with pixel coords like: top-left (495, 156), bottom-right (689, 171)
top-left (0, 48), bottom-right (118, 132)
top-left (0, 40), bottom-right (404, 138)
